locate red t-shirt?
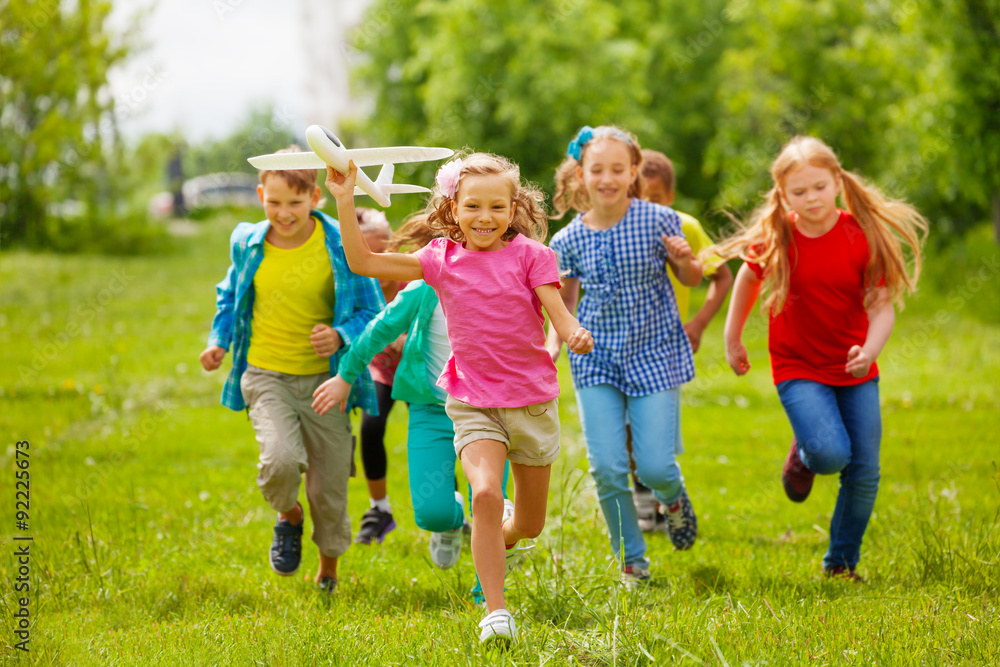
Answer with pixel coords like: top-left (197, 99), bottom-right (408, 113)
top-left (747, 211), bottom-right (879, 386)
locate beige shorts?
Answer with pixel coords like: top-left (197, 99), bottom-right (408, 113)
top-left (446, 395), bottom-right (561, 467)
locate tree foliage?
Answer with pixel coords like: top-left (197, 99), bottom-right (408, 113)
top-left (0, 0), bottom-right (147, 249)
top-left (349, 0), bottom-right (998, 239)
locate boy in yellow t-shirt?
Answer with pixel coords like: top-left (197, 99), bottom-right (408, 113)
top-left (199, 147), bottom-right (384, 591)
top-left (632, 149), bottom-right (734, 532)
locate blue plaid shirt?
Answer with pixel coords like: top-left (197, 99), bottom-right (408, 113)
top-left (207, 210), bottom-right (385, 412)
top-left (549, 198), bottom-right (695, 395)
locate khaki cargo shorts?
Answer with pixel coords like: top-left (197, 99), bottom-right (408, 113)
top-left (446, 396), bottom-right (561, 467)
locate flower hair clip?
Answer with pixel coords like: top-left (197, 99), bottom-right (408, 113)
top-left (567, 126), bottom-right (594, 161)
top-left (360, 209), bottom-right (389, 227)
top-left (436, 159), bottom-right (465, 199)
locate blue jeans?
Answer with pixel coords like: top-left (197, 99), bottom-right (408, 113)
top-left (776, 378), bottom-right (881, 570)
top-left (577, 384), bottom-right (684, 569)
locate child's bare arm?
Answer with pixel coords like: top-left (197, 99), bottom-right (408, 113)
top-left (544, 277), bottom-right (580, 359)
top-left (325, 163), bottom-right (423, 282)
top-left (846, 287), bottom-right (895, 378)
top-left (723, 264), bottom-right (762, 375)
top-left (536, 283), bottom-right (593, 355)
top-left (685, 261), bottom-right (734, 353)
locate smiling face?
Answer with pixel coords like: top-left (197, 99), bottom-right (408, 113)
top-left (450, 174), bottom-right (515, 251)
top-left (578, 139), bottom-right (638, 210)
top-left (258, 176), bottom-right (321, 248)
top-left (781, 164), bottom-right (841, 233)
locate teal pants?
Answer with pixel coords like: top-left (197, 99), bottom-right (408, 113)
top-left (406, 403), bottom-right (509, 532)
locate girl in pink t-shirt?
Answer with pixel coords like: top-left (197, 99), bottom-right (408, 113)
top-left (314, 152), bottom-right (593, 646)
top-left (714, 136), bottom-right (926, 581)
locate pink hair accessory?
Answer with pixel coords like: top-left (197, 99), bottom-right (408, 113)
top-left (360, 209), bottom-right (389, 227)
top-left (435, 159), bottom-right (464, 199)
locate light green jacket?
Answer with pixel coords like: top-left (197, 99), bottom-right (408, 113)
top-left (337, 280), bottom-right (446, 406)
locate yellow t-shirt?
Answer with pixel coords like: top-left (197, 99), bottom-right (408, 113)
top-left (668, 211), bottom-right (722, 321)
top-left (248, 219), bottom-right (336, 375)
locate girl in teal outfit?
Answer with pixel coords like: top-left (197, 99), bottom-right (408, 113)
top-left (312, 216), bottom-right (508, 585)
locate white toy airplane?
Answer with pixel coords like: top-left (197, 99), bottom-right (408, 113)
top-left (247, 125), bottom-right (453, 207)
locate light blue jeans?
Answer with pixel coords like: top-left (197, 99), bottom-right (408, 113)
top-left (577, 384), bottom-right (684, 569)
top-left (776, 378), bottom-right (881, 570)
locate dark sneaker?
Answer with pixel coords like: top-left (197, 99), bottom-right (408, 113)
top-left (782, 438), bottom-right (815, 502)
top-left (355, 507), bottom-right (396, 545)
top-left (824, 565), bottom-right (864, 583)
top-left (663, 490), bottom-right (697, 551)
top-left (316, 577), bottom-right (337, 594)
top-left (269, 505), bottom-right (303, 576)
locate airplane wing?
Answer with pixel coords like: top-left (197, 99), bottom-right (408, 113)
top-left (353, 184), bottom-right (430, 196)
top-left (247, 152), bottom-right (328, 170)
top-left (344, 147), bottom-right (454, 167)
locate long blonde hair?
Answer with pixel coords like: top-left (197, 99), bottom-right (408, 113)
top-left (710, 136), bottom-right (927, 314)
top-left (552, 125), bottom-right (646, 219)
top-left (426, 152), bottom-right (548, 243)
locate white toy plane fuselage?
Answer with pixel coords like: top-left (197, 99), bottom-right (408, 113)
top-left (247, 126), bottom-right (453, 207)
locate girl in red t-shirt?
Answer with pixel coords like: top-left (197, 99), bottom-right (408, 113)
top-left (713, 136), bottom-right (926, 581)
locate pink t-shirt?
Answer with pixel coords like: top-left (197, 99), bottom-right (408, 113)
top-left (414, 234), bottom-right (561, 408)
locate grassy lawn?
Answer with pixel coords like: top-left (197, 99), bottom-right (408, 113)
top-left (1, 212), bottom-right (998, 665)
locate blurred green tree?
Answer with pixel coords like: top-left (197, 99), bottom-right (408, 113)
top-left (349, 0), bottom-right (997, 240)
top-left (0, 0), bottom-right (140, 249)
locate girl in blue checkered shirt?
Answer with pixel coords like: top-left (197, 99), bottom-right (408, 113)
top-left (547, 126), bottom-right (703, 584)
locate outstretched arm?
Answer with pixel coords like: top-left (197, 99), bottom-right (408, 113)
top-left (846, 287), bottom-right (895, 378)
top-left (684, 261), bottom-right (734, 353)
top-left (723, 263), bottom-right (762, 376)
top-left (536, 282), bottom-right (593, 355)
top-left (325, 163), bottom-right (423, 282)
top-left (544, 277), bottom-right (581, 360)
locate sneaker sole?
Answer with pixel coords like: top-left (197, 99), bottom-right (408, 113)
top-left (504, 543), bottom-right (536, 575)
top-left (481, 633), bottom-right (513, 648)
top-left (268, 553), bottom-right (300, 577)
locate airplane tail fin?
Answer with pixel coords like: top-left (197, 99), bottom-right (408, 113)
top-left (375, 163), bottom-right (395, 186)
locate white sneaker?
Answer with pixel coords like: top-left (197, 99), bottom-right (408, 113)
top-left (621, 564), bottom-right (652, 590)
top-left (478, 608), bottom-right (516, 644)
top-left (633, 487), bottom-right (659, 533)
top-left (501, 499), bottom-right (535, 574)
top-left (429, 526), bottom-right (463, 569)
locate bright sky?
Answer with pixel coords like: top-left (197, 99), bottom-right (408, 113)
top-left (108, 0), bottom-right (367, 142)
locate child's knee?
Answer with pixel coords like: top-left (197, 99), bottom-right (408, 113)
top-left (471, 486), bottom-right (503, 514)
top-left (634, 460), bottom-right (681, 492)
top-left (414, 499), bottom-right (461, 533)
top-left (258, 457), bottom-right (303, 490)
top-left (516, 515), bottom-right (545, 540)
top-left (799, 438), bottom-right (850, 475)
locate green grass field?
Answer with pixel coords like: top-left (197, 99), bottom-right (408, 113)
top-left (2, 212), bottom-right (998, 665)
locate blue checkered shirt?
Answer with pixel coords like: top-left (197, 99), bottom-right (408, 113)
top-left (207, 210), bottom-right (384, 413)
top-left (549, 198), bottom-right (695, 395)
